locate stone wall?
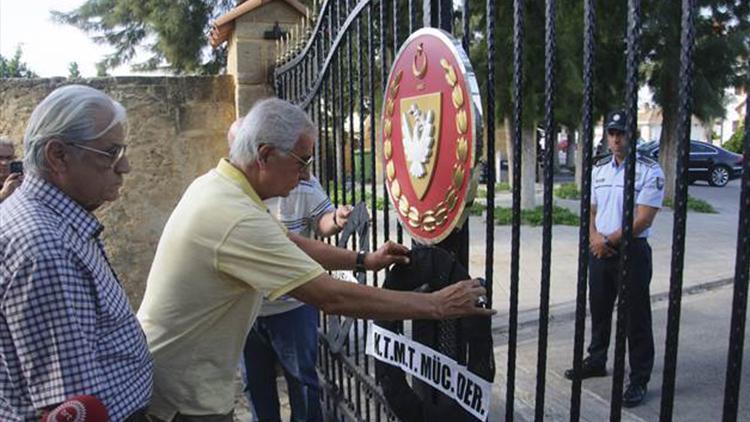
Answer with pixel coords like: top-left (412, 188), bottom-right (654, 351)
top-left (0, 76), bottom-right (236, 307)
top-left (227, 1), bottom-right (303, 117)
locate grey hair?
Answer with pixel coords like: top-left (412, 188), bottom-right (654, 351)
top-left (229, 98), bottom-right (316, 167)
top-left (23, 84), bottom-right (127, 175)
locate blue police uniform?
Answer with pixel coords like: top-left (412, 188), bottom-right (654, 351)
top-left (587, 152), bottom-right (664, 387)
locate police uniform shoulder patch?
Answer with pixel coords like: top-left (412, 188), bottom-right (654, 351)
top-left (594, 154), bottom-right (613, 167)
top-left (637, 153), bottom-right (659, 168)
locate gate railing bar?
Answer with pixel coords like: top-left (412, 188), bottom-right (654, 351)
top-left (610, 0), bottom-right (641, 419)
top-left (337, 0), bottom-right (346, 210)
top-left (569, 0), bottom-right (596, 419)
top-left (380, 0), bottom-right (391, 243)
top-left (348, 5), bottom-right (356, 206)
top-left (535, 0), bottom-right (557, 419)
top-left (358, 12), bottom-right (367, 208)
top-left (324, 55), bottom-right (332, 199)
top-left (354, 8), bottom-right (366, 402)
top-left (365, 3), bottom-right (377, 385)
top-left (277, 0), bottom-right (373, 110)
top-left (659, 0), bottom-right (695, 420)
top-left (409, 0), bottom-right (416, 33)
top-left (507, 0), bottom-right (525, 419)
top-left (721, 57), bottom-right (750, 422)
top-left (484, 0), bottom-right (497, 309)
top-left (392, 0), bottom-right (398, 48)
top-left (462, 0), bottom-right (469, 65)
top-left (277, 0), bottom-right (333, 72)
top-left (392, 0), bottom-right (404, 246)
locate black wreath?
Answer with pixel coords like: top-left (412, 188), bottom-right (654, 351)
top-left (375, 245), bottom-right (495, 422)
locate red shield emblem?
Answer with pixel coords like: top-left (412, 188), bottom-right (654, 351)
top-left (382, 28), bottom-right (481, 244)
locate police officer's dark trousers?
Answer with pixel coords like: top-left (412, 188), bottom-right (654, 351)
top-left (587, 238), bottom-right (654, 386)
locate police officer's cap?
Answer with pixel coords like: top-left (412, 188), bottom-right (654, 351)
top-left (605, 110), bottom-right (626, 133)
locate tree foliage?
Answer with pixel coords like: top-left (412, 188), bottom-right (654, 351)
top-left (467, 0), bottom-right (627, 131)
top-left (642, 1), bottom-right (750, 200)
top-left (724, 122), bottom-right (746, 154)
top-left (52, 0), bottom-right (237, 74)
top-left (0, 47), bottom-right (37, 78)
top-left (68, 62), bottom-right (82, 79)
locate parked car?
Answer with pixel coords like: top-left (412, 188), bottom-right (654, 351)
top-left (637, 140), bottom-right (744, 187)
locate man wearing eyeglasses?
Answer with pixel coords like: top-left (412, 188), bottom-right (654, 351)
top-left (228, 116), bottom-right (352, 422)
top-left (138, 98), bottom-right (494, 421)
top-left (0, 138), bottom-right (21, 202)
top-left (0, 85), bottom-right (152, 421)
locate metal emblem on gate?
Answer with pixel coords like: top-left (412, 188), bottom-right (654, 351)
top-left (382, 28), bottom-right (482, 244)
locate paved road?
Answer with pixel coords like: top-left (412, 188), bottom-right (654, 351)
top-left (490, 283), bottom-right (750, 421)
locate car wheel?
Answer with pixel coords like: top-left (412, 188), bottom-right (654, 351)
top-left (709, 165), bottom-right (730, 187)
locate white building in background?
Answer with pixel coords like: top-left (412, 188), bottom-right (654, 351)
top-left (634, 103), bottom-right (709, 142)
top-left (591, 87), bottom-right (746, 148)
top-left (715, 87), bottom-right (747, 144)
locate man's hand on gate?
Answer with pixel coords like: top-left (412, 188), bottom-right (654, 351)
top-left (589, 232), bottom-right (616, 258)
top-left (363, 241), bottom-right (410, 271)
top-left (432, 279), bottom-right (496, 319)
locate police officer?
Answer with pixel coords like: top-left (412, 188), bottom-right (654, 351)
top-left (564, 110), bottom-right (664, 408)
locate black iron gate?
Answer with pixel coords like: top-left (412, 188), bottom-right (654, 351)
top-left (273, 0), bottom-right (750, 420)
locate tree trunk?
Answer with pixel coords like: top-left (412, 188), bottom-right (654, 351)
top-left (575, 126), bottom-right (585, 191)
top-left (522, 126), bottom-right (537, 210)
top-left (566, 128), bottom-right (577, 169)
top-left (504, 117), bottom-right (514, 186)
top-left (659, 105), bottom-right (679, 204)
top-left (552, 131), bottom-right (560, 172)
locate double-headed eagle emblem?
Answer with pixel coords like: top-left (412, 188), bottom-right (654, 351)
top-left (401, 103), bottom-right (436, 179)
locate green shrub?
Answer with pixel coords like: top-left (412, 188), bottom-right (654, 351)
top-left (494, 205), bottom-right (579, 226)
top-left (469, 202), bottom-right (486, 215)
top-left (663, 195), bottom-right (717, 214)
top-left (496, 182), bottom-right (511, 192)
top-left (555, 182), bottom-right (580, 199)
top-left (723, 123), bottom-right (745, 154)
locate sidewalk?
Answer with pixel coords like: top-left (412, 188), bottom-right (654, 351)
top-left (489, 283), bottom-right (750, 421)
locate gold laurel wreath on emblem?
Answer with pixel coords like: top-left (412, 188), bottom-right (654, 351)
top-left (384, 56), bottom-right (469, 233)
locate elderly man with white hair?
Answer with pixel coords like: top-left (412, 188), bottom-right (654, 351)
top-left (137, 98), bottom-right (494, 421)
top-left (0, 85), bottom-right (152, 421)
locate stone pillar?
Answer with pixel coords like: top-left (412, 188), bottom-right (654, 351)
top-left (227, 2), bottom-right (305, 117)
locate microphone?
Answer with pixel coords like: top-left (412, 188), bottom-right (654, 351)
top-left (41, 395), bottom-right (109, 422)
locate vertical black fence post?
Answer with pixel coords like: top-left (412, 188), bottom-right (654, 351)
top-left (535, 0), bottom-right (557, 419)
top-left (392, 0), bottom-right (403, 245)
top-left (485, 0), bottom-right (496, 309)
top-left (659, 0), bottom-right (695, 420)
top-left (569, 0), bottom-right (596, 420)
top-left (507, 0), bottom-right (524, 420)
top-left (722, 57), bottom-right (750, 422)
top-left (381, 0), bottom-right (391, 243)
top-left (610, 0), bottom-right (641, 419)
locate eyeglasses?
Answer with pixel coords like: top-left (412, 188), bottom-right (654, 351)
top-left (69, 143), bottom-right (128, 168)
top-left (285, 150), bottom-right (313, 172)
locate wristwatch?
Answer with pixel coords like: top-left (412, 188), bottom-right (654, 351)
top-left (355, 251), bottom-right (367, 273)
